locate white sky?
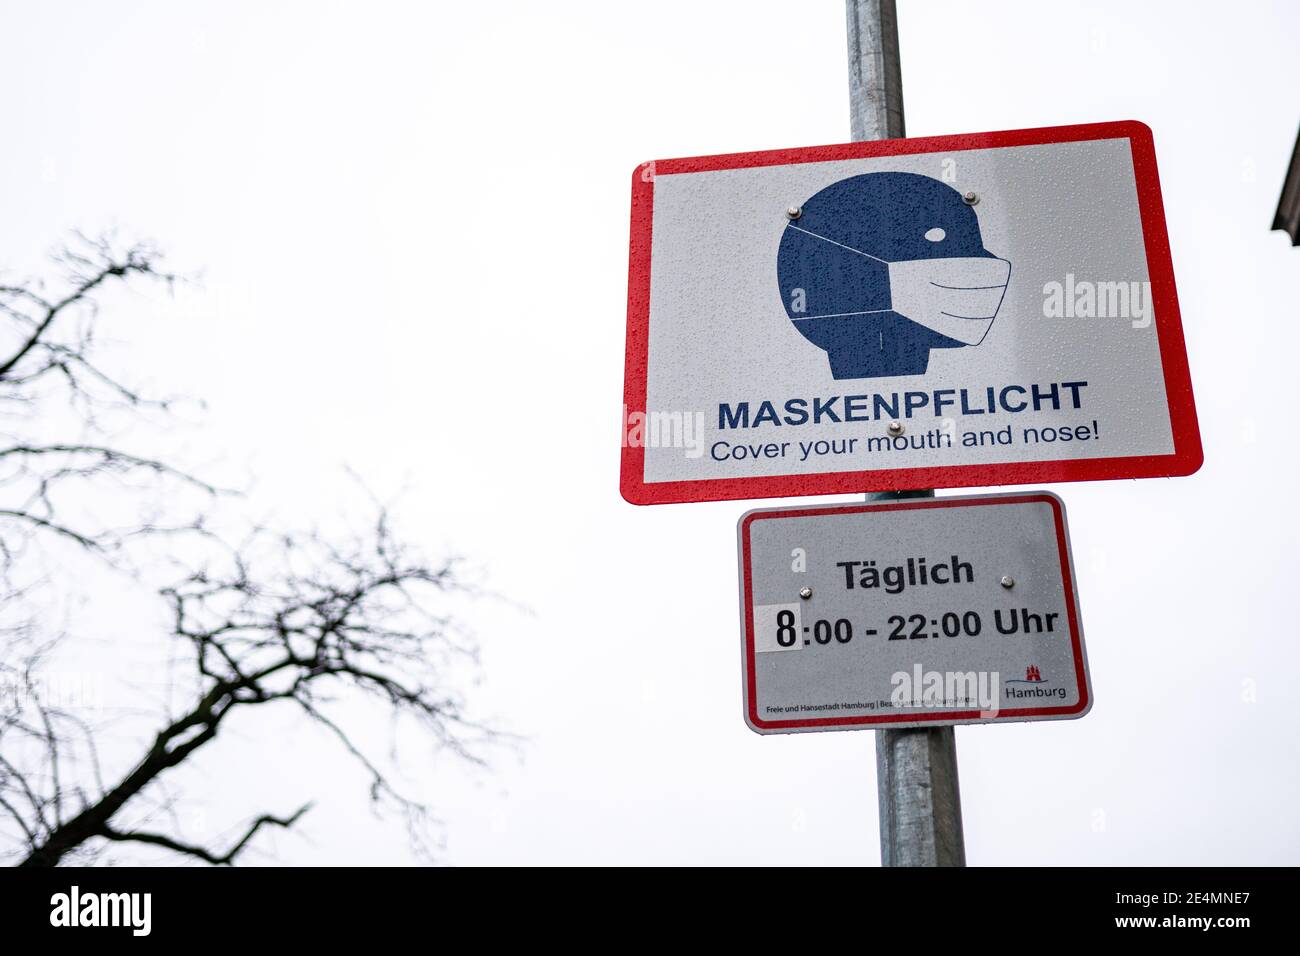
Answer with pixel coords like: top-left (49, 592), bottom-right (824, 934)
top-left (1, 0), bottom-right (1298, 865)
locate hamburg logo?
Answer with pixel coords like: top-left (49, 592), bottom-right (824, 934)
top-left (777, 172), bottom-right (1011, 380)
top-left (1008, 665), bottom-right (1048, 685)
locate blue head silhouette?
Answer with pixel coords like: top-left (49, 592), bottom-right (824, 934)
top-left (777, 172), bottom-right (1010, 379)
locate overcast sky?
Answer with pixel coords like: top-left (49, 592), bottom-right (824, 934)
top-left (1, 0), bottom-right (1298, 865)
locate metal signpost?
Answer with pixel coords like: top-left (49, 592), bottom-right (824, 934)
top-left (851, 0), bottom-right (956, 868)
top-left (620, 0), bottom-right (1202, 868)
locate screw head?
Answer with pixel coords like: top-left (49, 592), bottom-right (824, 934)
top-left (785, 205), bottom-right (802, 221)
top-left (799, 586), bottom-right (813, 600)
top-left (887, 420), bottom-right (905, 437)
top-left (962, 191), bottom-right (979, 205)
top-left (1000, 575), bottom-right (1015, 589)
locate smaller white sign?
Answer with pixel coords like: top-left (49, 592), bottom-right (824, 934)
top-left (737, 491), bottom-right (1091, 734)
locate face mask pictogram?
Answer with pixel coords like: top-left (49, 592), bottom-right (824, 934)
top-left (777, 171), bottom-right (1012, 379)
top-left (886, 254), bottom-right (1011, 346)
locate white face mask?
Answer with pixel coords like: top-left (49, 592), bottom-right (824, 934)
top-left (887, 256), bottom-right (1012, 345)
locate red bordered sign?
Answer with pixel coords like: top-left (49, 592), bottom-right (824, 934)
top-left (622, 121), bottom-right (1202, 505)
top-left (738, 493), bottom-right (1091, 733)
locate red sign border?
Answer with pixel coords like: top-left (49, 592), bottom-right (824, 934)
top-left (621, 120), bottom-right (1203, 505)
top-left (738, 492), bottom-right (1090, 733)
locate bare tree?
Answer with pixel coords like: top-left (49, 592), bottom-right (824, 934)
top-left (0, 235), bottom-right (497, 866)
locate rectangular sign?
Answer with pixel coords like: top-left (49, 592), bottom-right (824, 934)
top-left (622, 121), bottom-right (1202, 504)
top-left (737, 492), bottom-right (1091, 734)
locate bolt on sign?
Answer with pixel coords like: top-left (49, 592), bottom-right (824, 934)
top-left (621, 121), bottom-right (1202, 505)
top-left (737, 493), bottom-right (1091, 734)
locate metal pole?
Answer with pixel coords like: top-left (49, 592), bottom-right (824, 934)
top-left (846, 0), bottom-right (905, 140)
top-left (846, 0), bottom-right (967, 867)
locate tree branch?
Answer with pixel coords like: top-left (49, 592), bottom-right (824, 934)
top-left (2, 236), bottom-right (498, 866)
top-left (98, 804), bottom-right (311, 865)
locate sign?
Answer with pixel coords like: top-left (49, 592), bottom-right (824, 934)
top-left (622, 121), bottom-right (1202, 504)
top-left (737, 492), bottom-right (1090, 734)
